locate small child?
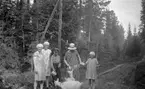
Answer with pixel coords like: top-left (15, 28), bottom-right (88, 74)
top-left (85, 51), bottom-right (99, 89)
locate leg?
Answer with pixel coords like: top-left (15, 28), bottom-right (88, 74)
top-left (90, 79), bottom-right (94, 89)
top-left (92, 79), bottom-right (95, 89)
top-left (34, 81), bottom-right (37, 89)
top-left (88, 79), bottom-right (92, 89)
top-left (40, 81), bottom-right (44, 89)
top-left (46, 76), bottom-right (50, 88)
top-left (57, 68), bottom-right (61, 82)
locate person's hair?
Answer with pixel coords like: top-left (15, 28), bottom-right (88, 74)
top-left (54, 48), bottom-right (59, 53)
top-left (89, 52), bottom-right (96, 58)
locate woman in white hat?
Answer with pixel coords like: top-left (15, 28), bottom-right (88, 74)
top-left (64, 43), bottom-right (83, 81)
top-left (33, 43), bottom-right (45, 89)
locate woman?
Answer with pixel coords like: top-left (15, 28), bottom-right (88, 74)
top-left (64, 43), bottom-right (83, 81)
top-left (33, 43), bottom-right (45, 89)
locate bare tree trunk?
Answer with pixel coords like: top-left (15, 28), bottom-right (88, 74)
top-left (41, 0), bottom-right (60, 42)
top-left (58, 0), bottom-right (62, 58)
top-left (22, 14), bottom-right (25, 57)
top-left (88, 0), bottom-right (93, 51)
top-left (33, 0), bottom-right (39, 43)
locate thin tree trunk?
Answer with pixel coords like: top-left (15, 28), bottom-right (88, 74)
top-left (41, 0), bottom-right (60, 42)
top-left (22, 14), bottom-right (25, 57)
top-left (58, 0), bottom-right (62, 58)
top-left (88, 0), bottom-right (93, 51)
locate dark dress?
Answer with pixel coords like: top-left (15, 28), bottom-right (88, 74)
top-left (64, 50), bottom-right (80, 81)
top-left (51, 54), bottom-right (61, 81)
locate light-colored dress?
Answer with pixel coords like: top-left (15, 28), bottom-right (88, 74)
top-left (33, 51), bottom-right (46, 81)
top-left (42, 49), bottom-right (52, 76)
top-left (86, 58), bottom-right (98, 80)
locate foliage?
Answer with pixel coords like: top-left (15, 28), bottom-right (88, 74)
top-left (0, 0), bottom-right (81, 69)
top-left (0, 43), bottom-right (19, 69)
top-left (98, 10), bottom-right (125, 60)
top-left (140, 0), bottom-right (145, 56)
top-left (125, 36), bottom-right (141, 57)
top-left (0, 0), bottom-right (127, 71)
top-left (125, 24), bottom-right (141, 58)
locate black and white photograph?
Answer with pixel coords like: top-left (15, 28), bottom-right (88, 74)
top-left (0, 0), bottom-right (143, 89)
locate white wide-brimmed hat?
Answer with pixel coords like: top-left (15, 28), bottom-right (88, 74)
top-left (43, 41), bottom-right (50, 45)
top-left (68, 43), bottom-right (77, 50)
top-left (89, 51), bottom-right (95, 55)
top-left (36, 43), bottom-right (43, 48)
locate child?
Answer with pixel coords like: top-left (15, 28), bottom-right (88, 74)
top-left (51, 48), bottom-right (61, 82)
top-left (42, 41), bottom-right (52, 88)
top-left (85, 51), bottom-right (99, 89)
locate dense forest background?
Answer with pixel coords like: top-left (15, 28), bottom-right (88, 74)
top-left (0, 0), bottom-right (125, 69)
top-left (0, 0), bottom-right (144, 89)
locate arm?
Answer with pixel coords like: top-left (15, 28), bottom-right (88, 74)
top-left (64, 57), bottom-right (70, 67)
top-left (64, 52), bottom-right (70, 67)
top-left (31, 57), bottom-right (34, 72)
top-left (33, 53), bottom-right (38, 73)
top-left (78, 54), bottom-right (82, 64)
top-left (76, 50), bottom-right (82, 64)
top-left (96, 58), bottom-right (100, 67)
top-left (85, 59), bottom-right (89, 65)
top-left (58, 56), bottom-right (61, 67)
top-left (50, 56), bottom-right (55, 72)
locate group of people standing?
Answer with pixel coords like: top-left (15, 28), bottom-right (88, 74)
top-left (33, 41), bottom-right (99, 89)
top-left (33, 41), bottom-right (61, 89)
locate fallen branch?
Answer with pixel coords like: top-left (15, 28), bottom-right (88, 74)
top-left (98, 64), bottom-right (125, 77)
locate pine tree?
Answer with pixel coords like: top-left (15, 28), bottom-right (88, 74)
top-left (127, 23), bottom-right (132, 41)
top-left (133, 26), bottom-right (137, 36)
top-left (140, 0), bottom-right (145, 42)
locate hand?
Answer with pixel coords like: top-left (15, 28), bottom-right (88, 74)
top-left (80, 62), bottom-right (85, 66)
top-left (52, 71), bottom-right (56, 75)
top-left (68, 66), bottom-right (71, 70)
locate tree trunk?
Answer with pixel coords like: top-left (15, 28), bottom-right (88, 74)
top-left (88, 0), bottom-right (93, 51)
top-left (58, 0), bottom-right (62, 58)
top-left (41, 0), bottom-right (60, 42)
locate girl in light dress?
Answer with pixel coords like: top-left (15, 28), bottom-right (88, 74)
top-left (42, 41), bottom-right (56, 89)
top-left (85, 51), bottom-right (99, 89)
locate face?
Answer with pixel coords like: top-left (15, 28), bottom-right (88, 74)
top-left (54, 51), bottom-right (58, 55)
top-left (90, 54), bottom-right (95, 58)
top-left (44, 45), bottom-right (49, 49)
top-left (38, 47), bottom-right (43, 52)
